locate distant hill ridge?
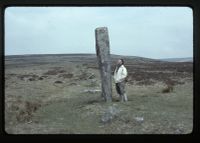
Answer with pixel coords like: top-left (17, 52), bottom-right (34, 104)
top-left (5, 53), bottom-right (192, 63)
top-left (160, 57), bottom-right (193, 62)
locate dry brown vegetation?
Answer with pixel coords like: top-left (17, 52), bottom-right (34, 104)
top-left (43, 69), bottom-right (66, 75)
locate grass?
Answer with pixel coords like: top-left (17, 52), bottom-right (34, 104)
top-left (5, 80), bottom-right (193, 134)
top-left (4, 55), bottom-right (193, 134)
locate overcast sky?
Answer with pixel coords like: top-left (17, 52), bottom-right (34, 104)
top-left (5, 7), bottom-right (193, 59)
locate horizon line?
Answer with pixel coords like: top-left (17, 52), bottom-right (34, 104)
top-left (4, 53), bottom-right (193, 59)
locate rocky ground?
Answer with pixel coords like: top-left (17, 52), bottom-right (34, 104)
top-left (5, 54), bottom-right (193, 134)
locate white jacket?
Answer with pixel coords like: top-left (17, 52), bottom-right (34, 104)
top-left (113, 65), bottom-right (128, 83)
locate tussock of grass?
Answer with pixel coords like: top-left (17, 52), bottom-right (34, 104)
top-left (162, 85), bottom-right (174, 93)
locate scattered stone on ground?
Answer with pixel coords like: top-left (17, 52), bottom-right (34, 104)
top-left (100, 106), bottom-right (120, 124)
top-left (82, 89), bottom-right (101, 94)
top-left (134, 117), bottom-right (144, 123)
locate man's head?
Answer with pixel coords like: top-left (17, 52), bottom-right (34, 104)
top-left (117, 59), bottom-right (124, 66)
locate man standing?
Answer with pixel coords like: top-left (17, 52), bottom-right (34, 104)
top-left (113, 59), bottom-right (128, 102)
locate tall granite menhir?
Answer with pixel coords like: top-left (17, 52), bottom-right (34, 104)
top-left (95, 27), bottom-right (112, 102)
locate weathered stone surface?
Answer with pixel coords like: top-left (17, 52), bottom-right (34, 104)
top-left (95, 27), bottom-right (112, 102)
top-left (100, 106), bottom-right (120, 123)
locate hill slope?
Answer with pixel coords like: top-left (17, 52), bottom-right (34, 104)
top-left (159, 57), bottom-right (193, 62)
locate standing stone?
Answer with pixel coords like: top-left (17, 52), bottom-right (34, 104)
top-left (95, 27), bottom-right (112, 102)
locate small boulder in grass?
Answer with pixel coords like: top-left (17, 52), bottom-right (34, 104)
top-left (100, 106), bottom-right (120, 124)
top-left (134, 117), bottom-right (144, 123)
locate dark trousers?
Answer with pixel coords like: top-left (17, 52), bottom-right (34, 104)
top-left (115, 81), bottom-right (125, 95)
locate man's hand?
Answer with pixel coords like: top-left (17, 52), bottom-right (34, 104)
top-left (119, 78), bottom-right (126, 82)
